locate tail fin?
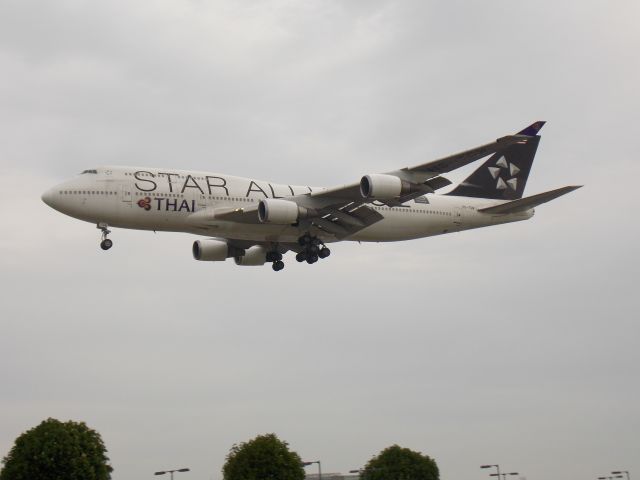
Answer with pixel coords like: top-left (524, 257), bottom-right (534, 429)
top-left (446, 121), bottom-right (546, 200)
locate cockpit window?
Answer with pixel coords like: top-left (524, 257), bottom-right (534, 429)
top-left (81, 169), bottom-right (98, 174)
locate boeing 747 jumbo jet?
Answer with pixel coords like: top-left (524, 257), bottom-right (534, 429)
top-left (42, 121), bottom-right (580, 271)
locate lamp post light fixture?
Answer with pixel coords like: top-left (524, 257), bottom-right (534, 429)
top-left (302, 460), bottom-right (322, 480)
top-left (481, 464), bottom-right (501, 480)
top-left (613, 471), bottom-right (631, 480)
top-left (349, 466), bottom-right (382, 479)
top-left (154, 468), bottom-right (190, 480)
top-left (490, 473), bottom-right (519, 480)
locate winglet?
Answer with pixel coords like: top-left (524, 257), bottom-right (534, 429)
top-left (517, 121), bottom-right (546, 136)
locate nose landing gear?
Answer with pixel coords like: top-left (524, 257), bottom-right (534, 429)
top-left (97, 223), bottom-right (113, 250)
top-left (297, 234), bottom-right (330, 265)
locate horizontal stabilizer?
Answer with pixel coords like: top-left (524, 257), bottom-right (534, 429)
top-left (478, 185), bottom-right (582, 214)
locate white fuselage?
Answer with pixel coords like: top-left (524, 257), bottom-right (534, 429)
top-left (42, 166), bottom-right (533, 244)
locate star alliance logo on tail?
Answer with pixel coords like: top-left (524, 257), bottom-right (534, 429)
top-left (488, 156), bottom-right (520, 191)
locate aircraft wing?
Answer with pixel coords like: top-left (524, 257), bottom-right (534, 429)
top-left (187, 203), bottom-right (384, 239)
top-left (285, 132), bottom-right (536, 237)
top-left (293, 133), bottom-right (531, 208)
top-left (189, 125), bottom-right (541, 239)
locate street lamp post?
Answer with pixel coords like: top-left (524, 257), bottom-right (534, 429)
top-left (613, 471), bottom-right (631, 480)
top-left (154, 468), bottom-right (190, 480)
top-left (303, 460), bottom-right (322, 480)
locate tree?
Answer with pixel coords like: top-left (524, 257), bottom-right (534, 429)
top-left (0, 418), bottom-right (112, 480)
top-left (362, 444), bottom-right (439, 480)
top-left (222, 433), bottom-right (305, 480)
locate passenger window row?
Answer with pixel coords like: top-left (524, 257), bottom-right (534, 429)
top-left (60, 190), bottom-right (116, 195)
top-left (372, 206), bottom-right (452, 216)
top-left (125, 172), bottom-right (209, 180)
top-left (135, 192), bottom-right (184, 198)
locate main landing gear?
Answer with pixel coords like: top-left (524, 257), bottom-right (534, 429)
top-left (266, 251), bottom-right (285, 272)
top-left (265, 234), bottom-right (330, 272)
top-left (97, 223), bottom-right (113, 250)
top-left (295, 233), bottom-right (330, 265)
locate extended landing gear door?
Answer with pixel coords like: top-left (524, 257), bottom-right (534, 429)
top-left (121, 183), bottom-right (132, 203)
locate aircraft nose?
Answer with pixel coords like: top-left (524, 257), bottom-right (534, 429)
top-left (41, 187), bottom-right (58, 208)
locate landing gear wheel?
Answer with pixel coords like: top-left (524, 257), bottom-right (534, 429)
top-left (97, 223), bottom-right (112, 251)
top-left (297, 233), bottom-right (330, 265)
top-left (272, 260), bottom-right (285, 271)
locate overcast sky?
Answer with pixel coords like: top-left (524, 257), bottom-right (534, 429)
top-left (1, 1), bottom-right (638, 479)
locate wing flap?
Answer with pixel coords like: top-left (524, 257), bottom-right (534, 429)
top-left (306, 204), bottom-right (384, 239)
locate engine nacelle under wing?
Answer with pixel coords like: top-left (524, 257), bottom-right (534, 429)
top-left (234, 245), bottom-right (268, 266)
top-left (258, 199), bottom-right (316, 224)
top-left (360, 174), bottom-right (422, 200)
top-left (192, 239), bottom-right (243, 261)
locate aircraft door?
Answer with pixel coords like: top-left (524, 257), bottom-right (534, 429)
top-left (453, 207), bottom-right (463, 228)
top-left (121, 182), bottom-right (132, 203)
top-left (196, 191), bottom-right (207, 211)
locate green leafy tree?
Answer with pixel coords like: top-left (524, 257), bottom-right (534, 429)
top-left (222, 433), bottom-right (305, 480)
top-left (0, 418), bottom-right (112, 480)
top-left (362, 444), bottom-right (439, 480)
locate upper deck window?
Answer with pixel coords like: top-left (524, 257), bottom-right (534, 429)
top-left (81, 169), bottom-right (98, 174)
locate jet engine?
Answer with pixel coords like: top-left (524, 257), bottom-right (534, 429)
top-left (360, 174), bottom-right (422, 200)
top-left (234, 245), bottom-right (268, 266)
top-left (192, 239), bottom-right (243, 261)
top-left (258, 199), bottom-right (315, 224)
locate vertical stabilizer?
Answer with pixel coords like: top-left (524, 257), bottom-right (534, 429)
top-left (445, 121), bottom-right (545, 200)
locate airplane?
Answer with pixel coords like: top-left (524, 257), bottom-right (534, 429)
top-left (41, 121), bottom-right (580, 271)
